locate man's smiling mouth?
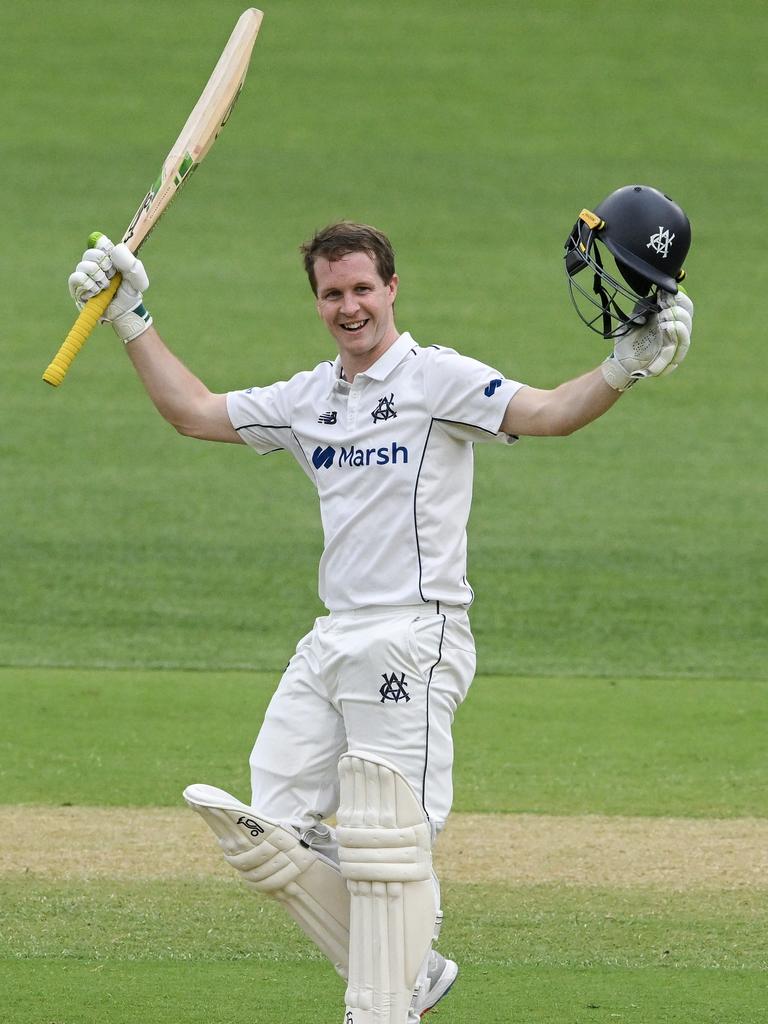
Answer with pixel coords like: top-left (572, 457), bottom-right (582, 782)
top-left (340, 319), bottom-right (369, 333)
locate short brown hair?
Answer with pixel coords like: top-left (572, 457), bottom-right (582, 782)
top-left (300, 222), bottom-right (396, 295)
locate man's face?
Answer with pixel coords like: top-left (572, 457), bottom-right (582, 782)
top-left (314, 251), bottom-right (399, 373)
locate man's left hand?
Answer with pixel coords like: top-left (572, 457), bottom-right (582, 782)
top-left (601, 290), bottom-right (694, 392)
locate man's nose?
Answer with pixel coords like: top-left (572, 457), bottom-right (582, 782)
top-left (340, 292), bottom-right (360, 316)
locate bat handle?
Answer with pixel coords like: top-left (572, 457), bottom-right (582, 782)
top-left (42, 273), bottom-right (123, 387)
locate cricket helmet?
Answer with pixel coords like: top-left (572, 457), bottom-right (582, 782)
top-left (564, 184), bottom-right (691, 337)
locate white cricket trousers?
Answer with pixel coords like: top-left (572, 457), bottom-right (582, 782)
top-left (248, 603), bottom-right (476, 833)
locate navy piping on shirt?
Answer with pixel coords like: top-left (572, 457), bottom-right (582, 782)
top-left (235, 422), bottom-right (292, 454)
top-left (235, 422), bottom-right (291, 432)
top-left (434, 416), bottom-right (507, 437)
top-left (290, 429), bottom-right (314, 474)
top-left (412, 420), bottom-right (435, 602)
top-left (413, 415), bottom-right (510, 602)
top-left (420, 607), bottom-right (447, 817)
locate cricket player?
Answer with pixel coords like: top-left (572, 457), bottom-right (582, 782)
top-left (69, 189), bottom-right (693, 1023)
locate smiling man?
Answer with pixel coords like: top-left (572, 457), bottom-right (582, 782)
top-left (68, 207), bottom-right (693, 1024)
top-left (310, 239), bottom-right (399, 372)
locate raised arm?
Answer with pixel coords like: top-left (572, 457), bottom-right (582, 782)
top-left (124, 326), bottom-right (242, 443)
top-left (68, 236), bottom-right (243, 444)
top-left (503, 290), bottom-right (694, 437)
top-left (502, 367), bottom-right (619, 437)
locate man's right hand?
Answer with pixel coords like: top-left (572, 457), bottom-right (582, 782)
top-left (601, 290), bottom-right (694, 392)
top-left (68, 234), bottom-right (153, 342)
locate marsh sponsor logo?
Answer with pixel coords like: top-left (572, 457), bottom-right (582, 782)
top-left (313, 445), bottom-right (335, 469)
top-left (311, 442), bottom-right (409, 470)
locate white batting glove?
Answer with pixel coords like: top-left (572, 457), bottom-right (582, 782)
top-left (68, 234), bottom-right (153, 342)
top-left (601, 290), bottom-right (694, 392)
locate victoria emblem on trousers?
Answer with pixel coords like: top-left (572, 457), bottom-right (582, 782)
top-left (380, 671), bottom-right (410, 703)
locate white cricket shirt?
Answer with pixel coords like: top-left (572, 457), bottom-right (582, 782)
top-left (227, 332), bottom-right (525, 611)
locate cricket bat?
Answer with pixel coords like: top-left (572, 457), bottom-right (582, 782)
top-left (42, 8), bottom-right (264, 387)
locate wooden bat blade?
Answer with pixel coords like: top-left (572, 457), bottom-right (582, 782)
top-left (123, 7), bottom-right (263, 253)
top-left (43, 8), bottom-right (264, 388)
top-left (169, 8), bottom-right (264, 167)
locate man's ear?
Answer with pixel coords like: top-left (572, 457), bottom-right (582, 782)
top-left (388, 274), bottom-right (399, 303)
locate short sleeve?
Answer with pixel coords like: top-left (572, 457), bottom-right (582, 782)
top-left (227, 370), bottom-right (315, 454)
top-left (423, 346), bottom-right (526, 443)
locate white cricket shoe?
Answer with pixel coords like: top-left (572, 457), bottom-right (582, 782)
top-left (414, 951), bottom-right (459, 1018)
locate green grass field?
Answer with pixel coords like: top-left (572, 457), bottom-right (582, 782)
top-left (2, 0), bottom-right (766, 1021)
top-left (2, 670), bottom-right (767, 1023)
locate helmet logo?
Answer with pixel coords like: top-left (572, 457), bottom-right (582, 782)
top-left (646, 226), bottom-right (675, 258)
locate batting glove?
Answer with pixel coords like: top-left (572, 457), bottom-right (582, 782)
top-left (601, 289), bottom-right (694, 392)
top-left (68, 233), bottom-right (153, 343)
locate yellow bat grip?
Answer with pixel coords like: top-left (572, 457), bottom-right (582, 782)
top-left (42, 273), bottom-right (123, 387)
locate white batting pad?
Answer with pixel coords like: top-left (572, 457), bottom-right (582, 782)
top-left (183, 783), bottom-right (350, 978)
top-left (337, 752), bottom-right (438, 1023)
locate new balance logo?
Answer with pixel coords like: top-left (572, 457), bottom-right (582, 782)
top-left (236, 816), bottom-right (266, 838)
top-left (318, 411), bottom-right (337, 424)
top-left (311, 442), bottom-right (408, 470)
top-left (380, 672), bottom-right (410, 703)
top-left (484, 378), bottom-right (503, 397)
top-left (646, 226), bottom-right (675, 258)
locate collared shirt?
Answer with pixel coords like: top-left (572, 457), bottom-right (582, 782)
top-left (227, 332), bottom-right (525, 611)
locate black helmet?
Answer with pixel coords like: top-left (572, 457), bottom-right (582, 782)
top-left (564, 185), bottom-right (691, 338)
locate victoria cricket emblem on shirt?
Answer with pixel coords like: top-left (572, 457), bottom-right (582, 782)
top-left (646, 225), bottom-right (675, 258)
top-left (380, 671), bottom-right (410, 703)
top-left (371, 393), bottom-right (397, 423)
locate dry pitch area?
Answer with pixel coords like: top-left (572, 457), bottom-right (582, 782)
top-left (3, 808), bottom-right (766, 889)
